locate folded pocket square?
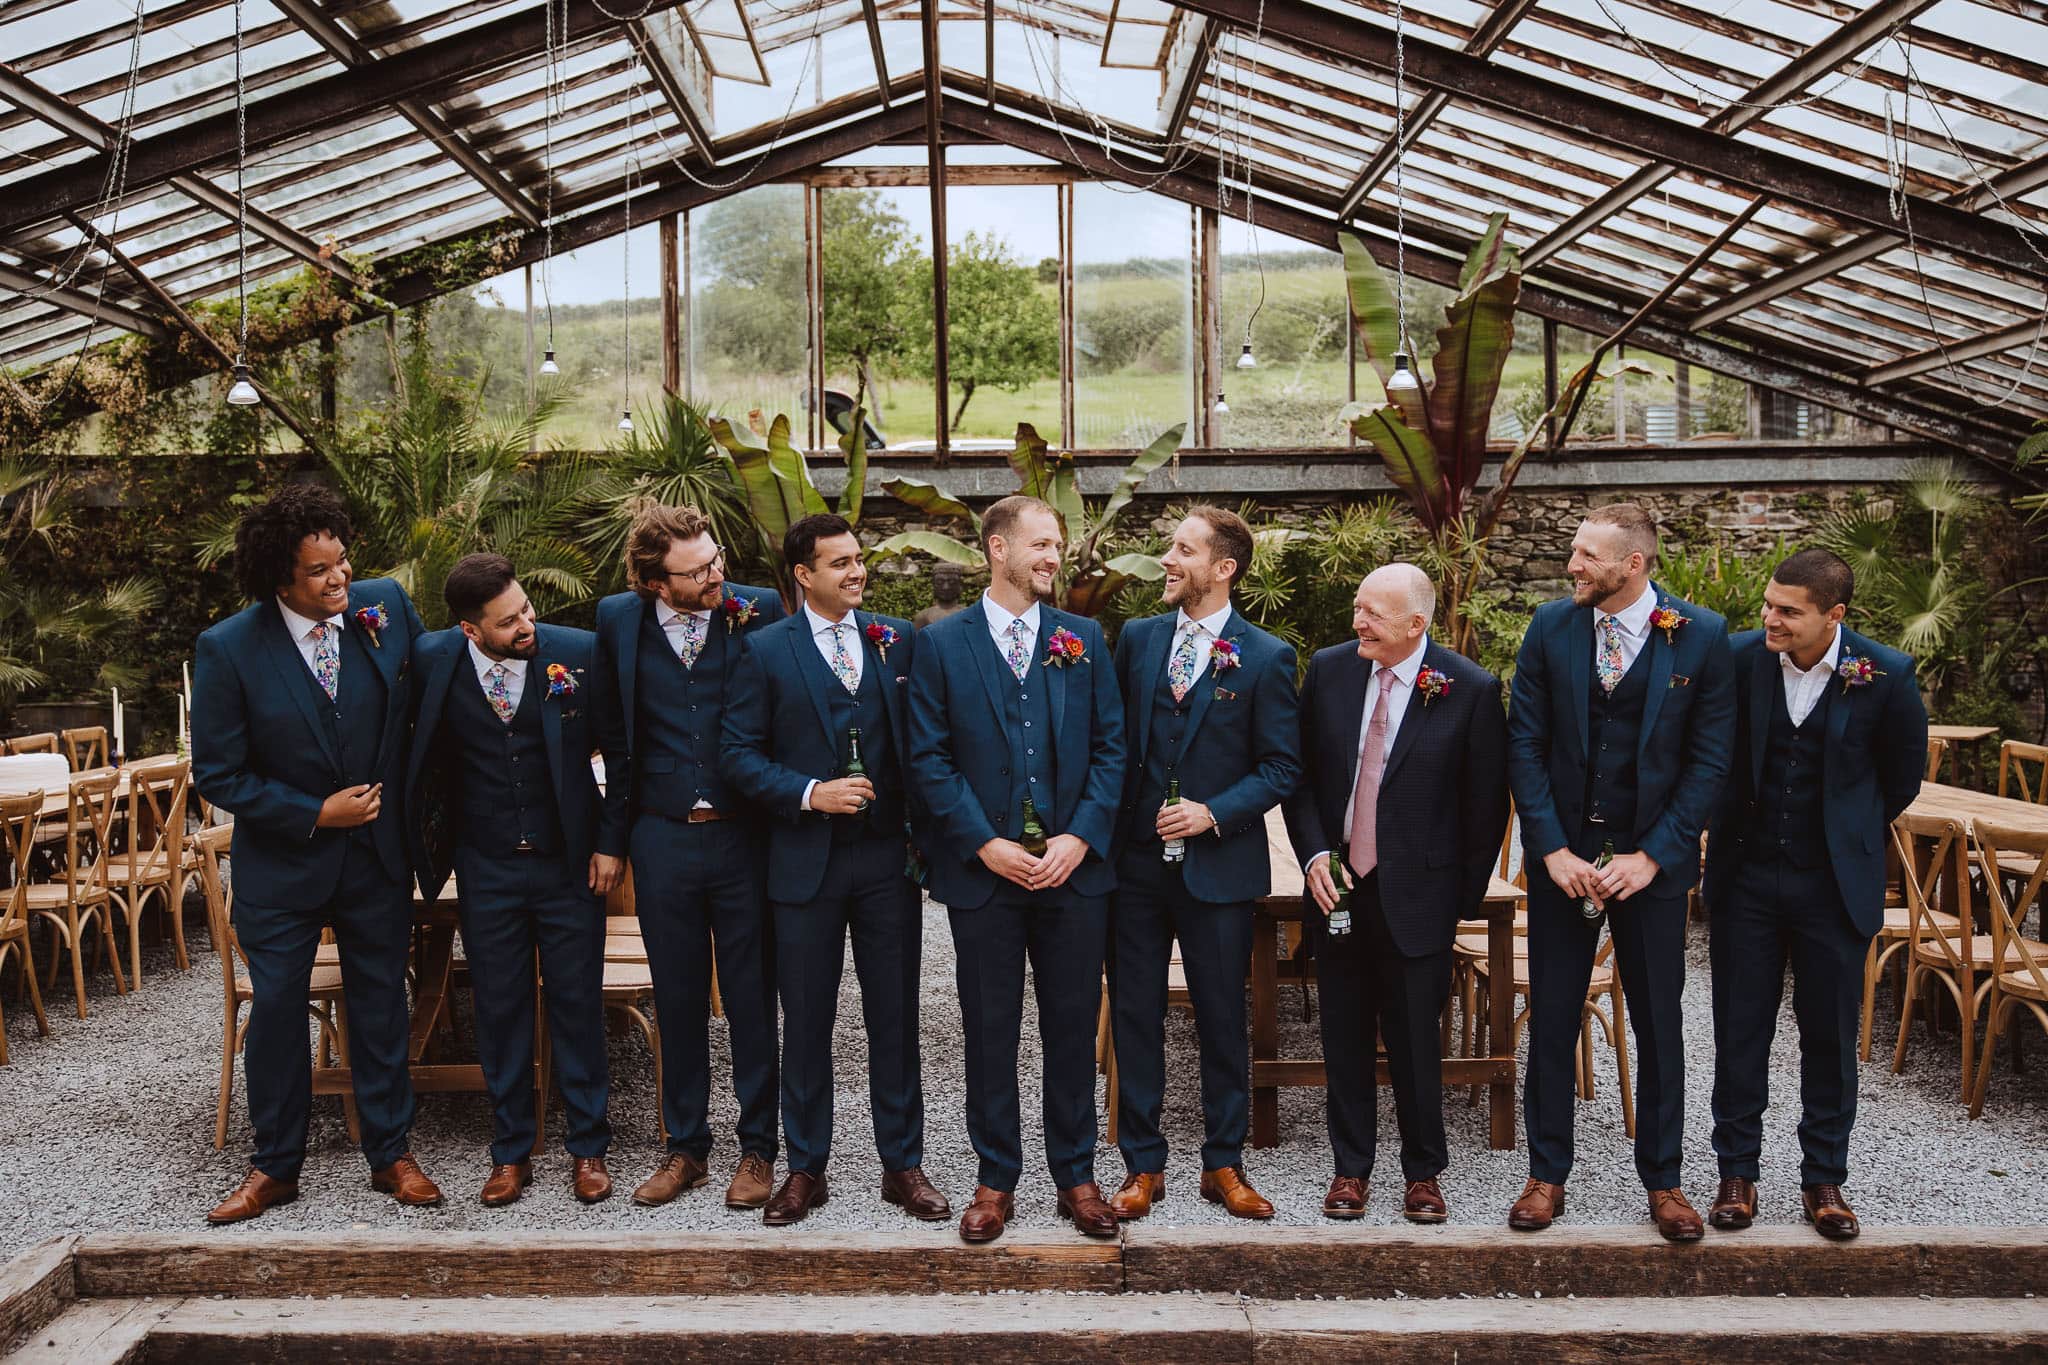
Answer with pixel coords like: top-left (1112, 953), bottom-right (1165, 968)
top-left (1669, 674), bottom-right (1691, 688)
top-left (1213, 687), bottom-right (1238, 702)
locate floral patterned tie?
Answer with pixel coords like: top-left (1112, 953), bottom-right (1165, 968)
top-left (1597, 614), bottom-right (1627, 695)
top-left (676, 612), bottom-right (707, 670)
top-left (484, 662), bottom-right (515, 723)
top-left (829, 623), bottom-right (859, 695)
top-left (1167, 626), bottom-right (1203, 703)
top-left (308, 622), bottom-right (339, 702)
top-left (1003, 617), bottom-right (1032, 682)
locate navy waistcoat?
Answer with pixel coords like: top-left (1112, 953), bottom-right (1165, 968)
top-left (634, 608), bottom-right (733, 819)
top-left (444, 661), bottom-right (563, 855)
top-left (1749, 675), bottom-right (1833, 870)
top-left (1580, 636), bottom-right (1653, 853)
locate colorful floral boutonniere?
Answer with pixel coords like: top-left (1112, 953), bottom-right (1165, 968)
top-left (1045, 625), bottom-right (1086, 667)
top-left (1210, 637), bottom-right (1243, 673)
top-left (545, 663), bottom-right (577, 700)
top-left (865, 620), bottom-right (900, 662)
top-left (1838, 653), bottom-right (1885, 693)
top-left (353, 603), bottom-right (388, 648)
top-left (1648, 604), bottom-right (1688, 645)
top-left (721, 592), bottom-right (760, 634)
top-left (1417, 666), bottom-right (1453, 707)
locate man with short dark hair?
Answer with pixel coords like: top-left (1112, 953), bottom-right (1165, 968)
top-left (405, 553), bottom-right (620, 1207)
top-left (1107, 506), bottom-right (1300, 1222)
top-left (193, 483), bottom-right (441, 1223)
top-left (591, 503), bottom-right (786, 1211)
top-left (908, 494), bottom-right (1127, 1243)
top-left (1703, 547), bottom-right (1925, 1241)
top-left (722, 514), bottom-right (946, 1226)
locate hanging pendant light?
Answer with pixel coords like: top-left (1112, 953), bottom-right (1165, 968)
top-left (618, 408), bottom-right (635, 433)
top-left (1386, 352), bottom-right (1421, 396)
top-left (227, 358), bottom-right (260, 406)
top-left (1212, 392), bottom-right (1230, 416)
top-left (539, 347), bottom-right (561, 377)
top-left (1235, 340), bottom-right (1256, 370)
top-left (224, 0), bottom-right (256, 412)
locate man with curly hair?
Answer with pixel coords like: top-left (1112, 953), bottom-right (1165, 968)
top-left (192, 483), bottom-right (443, 1224)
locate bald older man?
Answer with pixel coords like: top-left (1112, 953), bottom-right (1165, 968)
top-left (1283, 565), bottom-right (1509, 1222)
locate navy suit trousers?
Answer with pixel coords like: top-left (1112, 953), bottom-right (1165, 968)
top-left (1710, 858), bottom-right (1867, 1187)
top-left (949, 888), bottom-right (1107, 1192)
top-left (454, 847), bottom-right (609, 1164)
top-left (774, 831), bottom-right (925, 1175)
top-left (233, 833), bottom-right (414, 1180)
top-left (1525, 874), bottom-right (1688, 1189)
top-left (629, 815), bottom-right (778, 1159)
top-left (1110, 850), bottom-right (1253, 1173)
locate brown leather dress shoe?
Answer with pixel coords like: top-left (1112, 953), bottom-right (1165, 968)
top-left (881, 1167), bottom-right (951, 1220)
top-left (959, 1185), bottom-right (1015, 1243)
top-left (571, 1157), bottom-right (613, 1205)
top-left (1403, 1178), bottom-right (1448, 1224)
top-left (1200, 1166), bottom-right (1275, 1220)
top-left (726, 1152), bottom-right (775, 1210)
top-left (1649, 1187), bottom-right (1705, 1242)
top-left (1111, 1171), bottom-right (1165, 1221)
top-left (370, 1154), bottom-right (444, 1208)
top-left (633, 1152), bottom-right (709, 1207)
top-left (1710, 1176), bottom-right (1757, 1231)
top-left (480, 1161), bottom-right (532, 1208)
top-left (1323, 1175), bottom-right (1367, 1220)
top-left (763, 1171), bottom-right (829, 1226)
top-left (206, 1169), bottom-right (298, 1226)
top-left (1802, 1184), bottom-right (1860, 1240)
top-left (1509, 1178), bottom-right (1566, 1231)
top-left (1056, 1181), bottom-right (1119, 1238)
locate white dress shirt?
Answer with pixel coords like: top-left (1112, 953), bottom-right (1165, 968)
top-left (1304, 633), bottom-right (1430, 871)
top-left (798, 603), bottom-right (865, 813)
top-left (1590, 581), bottom-right (1658, 678)
top-left (276, 599), bottom-right (345, 683)
top-left (1167, 602), bottom-right (1234, 688)
top-left (467, 640), bottom-right (527, 713)
top-left (983, 591), bottom-right (1042, 655)
top-left (1780, 625), bottom-right (1843, 728)
top-left (655, 599), bottom-right (714, 657)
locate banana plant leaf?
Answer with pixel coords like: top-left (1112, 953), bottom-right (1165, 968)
top-left (1011, 423), bottom-right (1087, 544)
top-left (1008, 422), bottom-right (1056, 501)
top-left (878, 474), bottom-right (978, 529)
top-left (1428, 263), bottom-right (1522, 510)
top-left (1476, 352), bottom-right (1657, 533)
top-left (1080, 423), bottom-right (1185, 567)
top-left (865, 530), bottom-right (987, 569)
top-left (1348, 406), bottom-right (1444, 534)
top-left (708, 412), bottom-right (827, 540)
top-left (1339, 233), bottom-right (1402, 393)
top-left (837, 404), bottom-right (868, 523)
top-left (1457, 212), bottom-right (1516, 294)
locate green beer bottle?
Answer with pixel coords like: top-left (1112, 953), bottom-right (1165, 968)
top-left (1326, 851), bottom-right (1353, 936)
top-left (1019, 795), bottom-right (1049, 857)
top-left (1579, 839), bottom-right (1616, 922)
top-left (843, 727), bottom-right (871, 819)
top-left (1162, 778), bottom-right (1186, 864)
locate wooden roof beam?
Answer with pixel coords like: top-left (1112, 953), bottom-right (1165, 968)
top-left (0, 259), bottom-right (167, 340)
top-left (1863, 313), bottom-right (2048, 386)
top-left (1158, 14), bottom-right (1216, 140)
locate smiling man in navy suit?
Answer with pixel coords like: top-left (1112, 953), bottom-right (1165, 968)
top-left (722, 513), bottom-right (948, 1227)
top-left (1506, 501), bottom-right (1735, 1241)
top-left (1703, 548), bottom-right (1925, 1241)
top-left (1284, 564), bottom-right (1508, 1224)
top-left (907, 494), bottom-right (1127, 1244)
top-left (406, 554), bottom-right (621, 1209)
top-left (192, 483), bottom-right (443, 1224)
top-left (591, 504), bottom-right (784, 1212)
top-left (1107, 506), bottom-right (1300, 1223)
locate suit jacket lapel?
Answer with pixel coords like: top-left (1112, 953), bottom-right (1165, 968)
top-left (535, 628), bottom-right (567, 807)
top-left (859, 613), bottom-right (909, 741)
top-left (1329, 648), bottom-right (1369, 810)
top-left (410, 637), bottom-right (462, 792)
top-left (1824, 630), bottom-right (1858, 772)
top-left (259, 602), bottom-right (343, 772)
top-left (1568, 606), bottom-right (1593, 759)
top-left (1133, 616), bottom-right (1174, 764)
top-left (1177, 610), bottom-right (1241, 753)
top-left (617, 600), bottom-right (643, 752)
top-left (965, 602), bottom-right (1014, 731)
top-left (1636, 589), bottom-right (1676, 761)
top-left (1750, 644), bottom-right (1776, 790)
top-left (350, 585), bottom-right (403, 697)
top-left (1040, 613), bottom-right (1070, 743)
top-left (1381, 641), bottom-right (1438, 784)
top-left (790, 619), bottom-right (842, 752)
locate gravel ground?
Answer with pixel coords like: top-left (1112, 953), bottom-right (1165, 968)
top-left (2, 898), bottom-right (2045, 1261)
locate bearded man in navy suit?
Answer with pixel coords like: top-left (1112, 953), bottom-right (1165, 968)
top-left (192, 483), bottom-right (443, 1223)
top-left (1505, 501), bottom-right (1735, 1242)
top-left (1703, 548), bottom-right (1925, 1241)
top-left (907, 494), bottom-right (1126, 1244)
top-left (1106, 506), bottom-right (1301, 1223)
top-left (721, 514), bottom-right (949, 1227)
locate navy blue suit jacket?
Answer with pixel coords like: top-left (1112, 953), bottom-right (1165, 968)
top-left (589, 582), bottom-right (786, 831)
top-left (722, 608), bottom-right (920, 904)
top-left (907, 600), bottom-right (1126, 909)
top-left (1506, 585), bottom-right (1736, 896)
top-left (1112, 609), bottom-right (1301, 904)
top-left (1703, 628), bottom-right (1926, 938)
top-left (404, 623), bottom-right (618, 902)
top-left (191, 578), bottom-right (424, 906)
top-left (1284, 638), bottom-right (1511, 957)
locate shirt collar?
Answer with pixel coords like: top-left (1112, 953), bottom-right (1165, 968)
top-left (1598, 582), bottom-right (1658, 637)
top-left (277, 598), bottom-right (343, 643)
top-left (468, 640), bottom-right (527, 681)
top-left (982, 591), bottom-right (1041, 637)
top-left (1377, 634), bottom-right (1431, 686)
top-left (1175, 602), bottom-right (1234, 640)
top-left (804, 602), bottom-right (856, 635)
top-left (1781, 625), bottom-right (1844, 679)
top-left (656, 599), bottom-right (713, 629)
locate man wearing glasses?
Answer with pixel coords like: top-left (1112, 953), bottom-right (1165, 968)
top-left (592, 505), bottom-right (785, 1211)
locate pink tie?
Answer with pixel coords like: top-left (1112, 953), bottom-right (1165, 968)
top-left (1348, 667), bottom-right (1393, 877)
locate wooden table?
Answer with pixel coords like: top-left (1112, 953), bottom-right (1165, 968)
top-left (1909, 779), bottom-right (2048, 833)
top-left (1250, 809), bottom-right (1524, 1151)
top-left (1926, 725), bottom-right (1999, 787)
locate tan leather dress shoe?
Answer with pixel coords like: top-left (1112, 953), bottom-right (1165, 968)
top-left (370, 1154), bottom-right (444, 1208)
top-left (763, 1171), bottom-right (829, 1226)
top-left (1403, 1177), bottom-right (1448, 1224)
top-left (633, 1152), bottom-right (710, 1206)
top-left (881, 1167), bottom-right (951, 1220)
top-left (726, 1152), bottom-right (775, 1210)
top-left (1111, 1171), bottom-right (1165, 1220)
top-left (959, 1185), bottom-right (1015, 1243)
top-left (1509, 1178), bottom-right (1565, 1231)
top-left (1200, 1166), bottom-right (1275, 1220)
top-left (572, 1157), bottom-right (613, 1205)
top-left (480, 1161), bottom-right (532, 1207)
top-left (1802, 1184), bottom-right (1860, 1240)
top-left (1710, 1176), bottom-right (1757, 1230)
top-left (1649, 1187), bottom-right (1705, 1242)
top-left (1057, 1181), bottom-right (1119, 1238)
top-left (206, 1169), bottom-right (299, 1225)
top-left (1323, 1175), bottom-right (1367, 1220)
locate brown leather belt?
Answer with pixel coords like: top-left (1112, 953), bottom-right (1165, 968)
top-left (686, 808), bottom-right (732, 823)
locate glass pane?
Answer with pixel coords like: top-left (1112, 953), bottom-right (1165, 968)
top-left (689, 185), bottom-right (809, 434)
top-left (943, 184), bottom-right (1060, 445)
top-left (820, 185), bottom-right (933, 451)
top-left (1072, 183), bottom-right (1193, 450)
top-left (538, 223), bottom-right (667, 449)
top-left (1216, 214), bottom-right (1346, 448)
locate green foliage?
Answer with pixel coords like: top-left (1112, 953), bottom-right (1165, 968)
top-left (908, 234), bottom-right (1060, 431)
top-left (582, 393), bottom-right (751, 593)
top-left (1655, 538), bottom-right (1783, 632)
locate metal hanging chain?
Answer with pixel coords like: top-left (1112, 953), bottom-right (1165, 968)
top-left (635, 0), bottom-right (830, 193)
top-left (235, 0), bottom-right (249, 357)
top-left (623, 81), bottom-right (634, 417)
top-left (1393, 0), bottom-right (1408, 353)
top-left (543, 0), bottom-right (559, 352)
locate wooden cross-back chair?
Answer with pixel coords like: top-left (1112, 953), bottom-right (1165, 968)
top-left (1997, 740), bottom-right (2048, 806)
top-left (103, 759), bottom-right (192, 986)
top-left (1968, 821), bottom-right (2048, 1118)
top-left (4, 733), bottom-right (57, 757)
top-left (0, 791), bottom-right (53, 1064)
top-left (26, 772), bottom-right (125, 1017)
top-left (1923, 736), bottom-right (1950, 784)
top-left (1863, 812), bottom-right (1963, 1062)
top-left (60, 726), bottom-right (107, 772)
top-left (1889, 811), bottom-right (1992, 1099)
